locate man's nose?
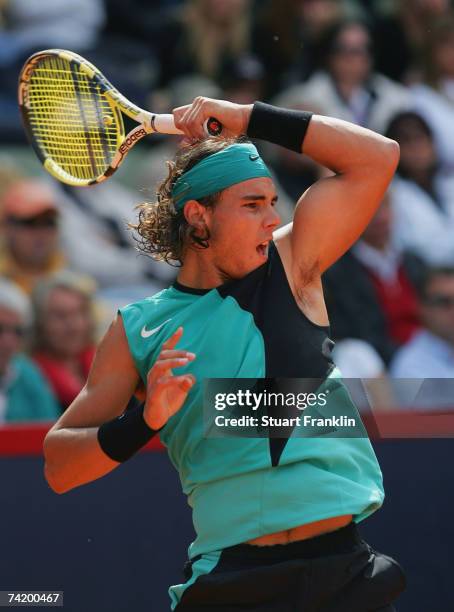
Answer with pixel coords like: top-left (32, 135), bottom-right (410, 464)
top-left (265, 206), bottom-right (281, 229)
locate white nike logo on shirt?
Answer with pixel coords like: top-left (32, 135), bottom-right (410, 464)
top-left (141, 318), bottom-right (172, 339)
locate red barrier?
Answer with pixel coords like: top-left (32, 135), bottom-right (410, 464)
top-left (1, 410), bottom-right (454, 456)
top-left (362, 409), bottom-right (454, 439)
top-left (0, 422), bottom-right (165, 457)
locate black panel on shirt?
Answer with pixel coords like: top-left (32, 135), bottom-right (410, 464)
top-left (217, 242), bottom-right (335, 465)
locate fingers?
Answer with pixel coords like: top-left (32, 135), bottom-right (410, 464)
top-left (155, 374), bottom-right (196, 392)
top-left (160, 349), bottom-right (196, 360)
top-left (147, 327), bottom-right (197, 399)
top-left (158, 327), bottom-right (196, 364)
top-left (147, 327), bottom-right (196, 385)
top-left (144, 373), bottom-right (196, 429)
top-left (173, 97), bottom-right (215, 142)
top-left (162, 326), bottom-right (184, 351)
top-left (147, 355), bottom-right (195, 386)
top-left (152, 356), bottom-right (195, 375)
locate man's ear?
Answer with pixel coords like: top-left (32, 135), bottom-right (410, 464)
top-left (183, 199), bottom-right (210, 230)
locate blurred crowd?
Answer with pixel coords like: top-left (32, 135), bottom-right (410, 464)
top-left (1, 0), bottom-right (454, 423)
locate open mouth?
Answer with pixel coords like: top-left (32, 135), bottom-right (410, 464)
top-left (256, 241), bottom-right (269, 257)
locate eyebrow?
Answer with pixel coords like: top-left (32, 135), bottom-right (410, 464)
top-left (241, 194), bottom-right (279, 202)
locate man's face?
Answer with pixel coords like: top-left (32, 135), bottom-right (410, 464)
top-left (4, 211), bottom-right (59, 269)
top-left (397, 119), bottom-right (436, 175)
top-left (40, 287), bottom-right (92, 358)
top-left (329, 25), bottom-right (372, 87)
top-left (420, 275), bottom-right (454, 346)
top-left (0, 307), bottom-right (24, 376)
top-left (201, 177), bottom-right (281, 280)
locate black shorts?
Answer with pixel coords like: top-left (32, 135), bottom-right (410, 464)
top-left (174, 523), bottom-right (406, 611)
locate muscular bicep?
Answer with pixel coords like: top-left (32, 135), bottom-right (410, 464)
top-left (284, 115), bottom-right (399, 276)
top-left (54, 314), bottom-right (141, 430)
top-left (289, 162), bottom-right (394, 276)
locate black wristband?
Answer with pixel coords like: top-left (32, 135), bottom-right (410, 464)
top-left (246, 101), bottom-right (313, 153)
top-left (97, 402), bottom-right (160, 463)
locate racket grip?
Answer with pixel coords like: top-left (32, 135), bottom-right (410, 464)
top-left (152, 114), bottom-right (183, 135)
top-left (151, 114), bottom-right (223, 137)
top-left (204, 117), bottom-right (223, 136)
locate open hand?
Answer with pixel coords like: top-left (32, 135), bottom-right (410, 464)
top-left (143, 327), bottom-right (196, 430)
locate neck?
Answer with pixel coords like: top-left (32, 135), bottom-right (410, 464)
top-left (336, 81), bottom-right (360, 102)
top-left (413, 170), bottom-right (433, 193)
top-left (177, 249), bottom-right (228, 290)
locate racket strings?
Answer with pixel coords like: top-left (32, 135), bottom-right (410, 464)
top-left (26, 56), bottom-right (121, 181)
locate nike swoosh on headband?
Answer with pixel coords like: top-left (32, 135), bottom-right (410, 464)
top-left (141, 318), bottom-right (172, 339)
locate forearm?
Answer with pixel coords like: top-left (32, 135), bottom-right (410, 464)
top-left (245, 102), bottom-right (398, 178)
top-left (43, 426), bottom-right (118, 494)
top-left (302, 114), bottom-right (398, 176)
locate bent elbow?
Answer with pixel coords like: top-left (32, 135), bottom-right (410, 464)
top-left (382, 138), bottom-right (400, 173)
top-left (387, 138), bottom-right (400, 166)
top-left (43, 432), bottom-right (71, 494)
top-left (367, 137), bottom-right (399, 183)
top-left (43, 460), bottom-right (71, 494)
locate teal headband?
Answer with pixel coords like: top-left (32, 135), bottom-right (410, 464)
top-left (171, 143), bottom-right (272, 211)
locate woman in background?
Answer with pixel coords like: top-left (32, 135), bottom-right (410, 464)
top-left (386, 111), bottom-right (454, 267)
top-left (411, 15), bottom-right (454, 171)
top-left (0, 278), bottom-right (59, 423)
top-left (31, 272), bottom-right (97, 413)
top-left (153, 0), bottom-right (252, 89)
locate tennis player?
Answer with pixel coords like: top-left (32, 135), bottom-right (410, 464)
top-left (44, 99), bottom-right (406, 611)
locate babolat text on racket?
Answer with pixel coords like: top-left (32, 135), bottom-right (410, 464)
top-left (18, 49), bottom-right (222, 187)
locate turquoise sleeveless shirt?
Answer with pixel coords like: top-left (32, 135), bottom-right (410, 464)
top-left (120, 243), bottom-right (384, 559)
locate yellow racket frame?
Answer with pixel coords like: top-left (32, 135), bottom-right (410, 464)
top-left (19, 49), bottom-right (160, 186)
top-left (18, 49), bottom-right (222, 187)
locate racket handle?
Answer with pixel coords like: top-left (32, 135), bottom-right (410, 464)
top-left (204, 117), bottom-right (223, 136)
top-left (151, 114), bottom-right (223, 137)
top-left (152, 114), bottom-right (183, 135)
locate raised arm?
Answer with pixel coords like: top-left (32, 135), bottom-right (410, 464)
top-left (280, 114), bottom-right (399, 276)
top-left (173, 98), bottom-right (399, 278)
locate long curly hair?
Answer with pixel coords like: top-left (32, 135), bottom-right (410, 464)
top-left (131, 136), bottom-right (244, 265)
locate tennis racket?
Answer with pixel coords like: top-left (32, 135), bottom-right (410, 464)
top-left (18, 49), bottom-right (223, 187)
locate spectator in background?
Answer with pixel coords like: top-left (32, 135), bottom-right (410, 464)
top-left (323, 192), bottom-right (422, 368)
top-left (373, 0), bottom-right (451, 84)
top-left (0, 179), bottom-right (65, 294)
top-left (276, 19), bottom-right (410, 133)
top-left (0, 171), bottom-right (174, 303)
top-left (53, 180), bottom-right (175, 293)
top-left (390, 267), bottom-right (454, 409)
top-left (0, 0), bottom-right (105, 142)
top-left (411, 16), bottom-right (454, 172)
top-left (0, 0), bottom-right (104, 59)
top-left (152, 0), bottom-right (252, 90)
top-left (30, 272), bottom-right (97, 413)
top-left (252, 0), bottom-right (350, 97)
top-left (0, 278), bottom-right (59, 423)
top-left (329, 338), bottom-right (397, 412)
top-left (85, 0), bottom-right (165, 112)
top-left (386, 111), bottom-right (454, 266)
top-left (220, 54), bottom-right (265, 104)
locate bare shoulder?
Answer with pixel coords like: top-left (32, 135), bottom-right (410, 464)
top-left (85, 313), bottom-right (137, 387)
top-left (54, 314), bottom-right (141, 429)
top-left (273, 225), bottom-right (329, 327)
